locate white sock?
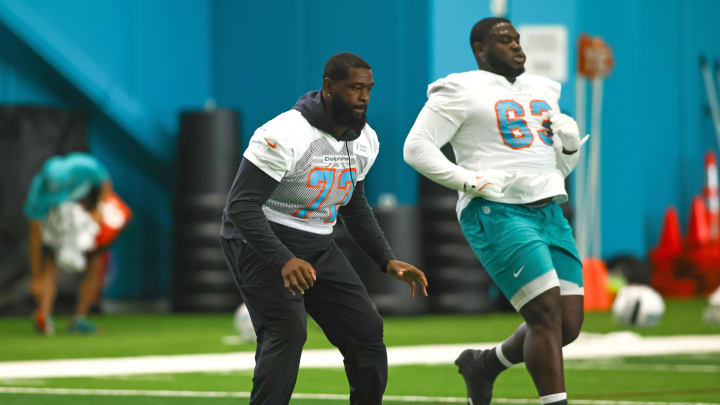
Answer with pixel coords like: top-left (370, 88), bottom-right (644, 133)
top-left (495, 344), bottom-right (515, 368)
top-left (539, 392), bottom-right (567, 404)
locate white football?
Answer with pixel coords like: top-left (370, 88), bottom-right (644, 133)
top-left (233, 303), bottom-right (257, 343)
top-left (703, 285), bottom-right (720, 324)
top-left (612, 285), bottom-right (665, 327)
top-left (709, 285), bottom-right (720, 306)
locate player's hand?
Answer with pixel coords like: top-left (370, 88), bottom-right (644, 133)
top-left (280, 258), bottom-right (317, 296)
top-left (549, 113), bottom-right (580, 152)
top-left (386, 259), bottom-right (429, 299)
top-left (462, 169), bottom-right (514, 199)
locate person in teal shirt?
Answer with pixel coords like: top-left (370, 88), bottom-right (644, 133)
top-left (24, 152), bottom-right (112, 335)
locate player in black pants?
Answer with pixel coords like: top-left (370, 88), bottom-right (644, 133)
top-left (220, 52), bottom-right (428, 405)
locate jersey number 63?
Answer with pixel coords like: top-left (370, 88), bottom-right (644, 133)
top-left (494, 99), bottom-right (553, 149)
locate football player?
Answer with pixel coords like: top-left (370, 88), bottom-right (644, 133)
top-left (404, 18), bottom-right (585, 405)
top-left (25, 153), bottom-right (120, 335)
top-left (220, 52), bottom-right (428, 405)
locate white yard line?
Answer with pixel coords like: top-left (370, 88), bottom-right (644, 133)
top-left (564, 362), bottom-right (720, 373)
top-left (0, 387), bottom-right (718, 405)
top-left (0, 332), bottom-right (719, 379)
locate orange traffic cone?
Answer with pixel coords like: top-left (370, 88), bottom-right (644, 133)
top-left (687, 196), bottom-right (711, 246)
top-left (582, 257), bottom-right (612, 311)
top-left (652, 206), bottom-right (684, 258)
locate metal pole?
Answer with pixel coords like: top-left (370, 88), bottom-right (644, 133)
top-left (701, 56), bottom-right (720, 147)
top-left (589, 78), bottom-right (604, 258)
top-left (574, 74), bottom-right (588, 259)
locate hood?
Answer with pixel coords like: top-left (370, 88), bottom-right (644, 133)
top-left (292, 91), bottom-right (362, 142)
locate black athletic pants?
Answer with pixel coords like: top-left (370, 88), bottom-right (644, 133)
top-left (220, 237), bottom-right (388, 405)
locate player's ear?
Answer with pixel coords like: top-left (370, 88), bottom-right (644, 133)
top-left (471, 41), bottom-right (486, 57)
top-left (322, 77), bottom-right (333, 95)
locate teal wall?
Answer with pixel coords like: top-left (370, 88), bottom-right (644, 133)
top-left (212, 0), bottom-right (429, 205)
top-left (0, 0), bottom-right (212, 303)
top-left (576, 0), bottom-right (720, 258)
top-left (1, 0), bottom-right (719, 304)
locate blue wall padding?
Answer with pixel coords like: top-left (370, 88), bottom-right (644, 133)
top-left (1, 0), bottom-right (719, 301)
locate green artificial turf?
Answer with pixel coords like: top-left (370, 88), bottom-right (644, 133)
top-left (0, 300), bottom-right (720, 405)
top-left (2, 298), bottom-right (719, 403)
top-left (1, 354), bottom-right (719, 403)
top-left (1, 299), bottom-right (717, 362)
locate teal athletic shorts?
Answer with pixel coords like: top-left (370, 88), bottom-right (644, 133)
top-left (459, 198), bottom-right (583, 310)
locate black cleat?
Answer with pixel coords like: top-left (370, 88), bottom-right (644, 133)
top-left (455, 349), bottom-right (498, 405)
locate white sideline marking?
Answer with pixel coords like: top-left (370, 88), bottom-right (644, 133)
top-left (565, 362), bottom-right (720, 373)
top-left (0, 387), bottom-right (718, 404)
top-left (1, 333), bottom-right (719, 379)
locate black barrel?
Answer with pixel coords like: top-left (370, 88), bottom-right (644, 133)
top-left (370, 204), bottom-right (429, 315)
top-left (418, 144), bottom-right (496, 314)
top-left (172, 109), bottom-right (240, 312)
top-left (176, 110), bottom-right (239, 195)
top-left (334, 203), bottom-right (428, 316)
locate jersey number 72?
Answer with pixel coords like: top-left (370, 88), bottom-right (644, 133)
top-left (292, 168), bottom-right (357, 223)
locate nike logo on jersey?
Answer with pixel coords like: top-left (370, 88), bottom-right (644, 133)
top-left (513, 266), bottom-right (525, 278)
top-left (264, 138), bottom-right (277, 149)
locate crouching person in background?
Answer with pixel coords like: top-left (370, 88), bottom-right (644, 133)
top-left (24, 152), bottom-right (131, 335)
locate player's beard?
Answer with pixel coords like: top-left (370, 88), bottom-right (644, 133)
top-left (332, 95), bottom-right (367, 132)
top-left (487, 51), bottom-right (525, 79)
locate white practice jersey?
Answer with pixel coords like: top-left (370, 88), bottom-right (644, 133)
top-left (244, 109), bottom-right (380, 235)
top-left (412, 70), bottom-right (570, 217)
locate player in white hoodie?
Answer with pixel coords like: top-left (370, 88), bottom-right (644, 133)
top-left (221, 52), bottom-right (427, 405)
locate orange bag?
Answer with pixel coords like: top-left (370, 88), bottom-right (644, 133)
top-left (95, 191), bottom-right (132, 248)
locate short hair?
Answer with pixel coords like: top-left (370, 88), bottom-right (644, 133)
top-left (469, 17), bottom-right (511, 48)
top-left (323, 52), bottom-right (371, 81)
